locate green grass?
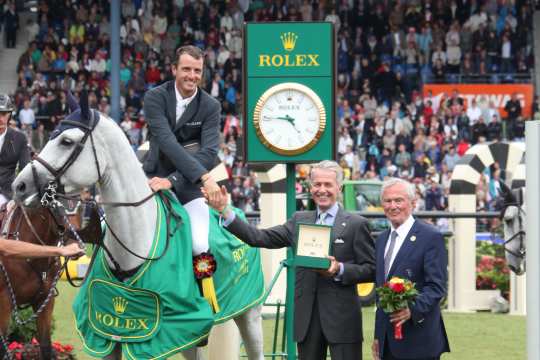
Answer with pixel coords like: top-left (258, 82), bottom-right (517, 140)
top-left (51, 282), bottom-right (525, 359)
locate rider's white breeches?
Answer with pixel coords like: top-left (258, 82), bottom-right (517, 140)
top-left (184, 197), bottom-right (210, 256)
top-left (0, 194), bottom-right (8, 208)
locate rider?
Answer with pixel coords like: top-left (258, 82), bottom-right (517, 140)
top-left (143, 45), bottom-right (222, 311)
top-left (0, 94), bottom-right (31, 208)
top-left (0, 237), bottom-right (85, 258)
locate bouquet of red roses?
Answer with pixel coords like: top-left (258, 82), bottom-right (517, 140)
top-left (376, 276), bottom-right (418, 340)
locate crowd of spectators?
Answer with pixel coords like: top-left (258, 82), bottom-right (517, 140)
top-left (5, 0), bottom-right (537, 214)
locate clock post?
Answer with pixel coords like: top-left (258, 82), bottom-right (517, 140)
top-left (244, 22), bottom-right (336, 359)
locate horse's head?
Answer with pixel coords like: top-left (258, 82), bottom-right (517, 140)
top-left (500, 181), bottom-right (526, 275)
top-left (13, 92), bottom-right (108, 204)
top-left (1, 204), bottom-right (59, 246)
top-left (1, 200), bottom-right (102, 251)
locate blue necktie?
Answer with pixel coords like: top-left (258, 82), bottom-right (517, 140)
top-left (317, 212), bottom-right (328, 225)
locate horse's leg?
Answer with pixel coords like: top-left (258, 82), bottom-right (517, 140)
top-left (181, 347), bottom-right (206, 360)
top-left (35, 297), bottom-right (55, 360)
top-left (0, 292), bottom-right (12, 360)
top-left (233, 305), bottom-right (264, 360)
top-left (103, 343), bottom-right (122, 360)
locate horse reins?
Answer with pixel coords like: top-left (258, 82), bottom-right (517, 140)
top-left (51, 192), bottom-right (178, 281)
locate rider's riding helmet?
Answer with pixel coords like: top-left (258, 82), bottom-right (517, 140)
top-left (0, 94), bottom-right (14, 113)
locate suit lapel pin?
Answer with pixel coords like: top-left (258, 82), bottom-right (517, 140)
top-left (410, 235), bottom-right (416, 242)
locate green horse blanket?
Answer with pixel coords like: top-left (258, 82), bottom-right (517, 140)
top-left (73, 191), bottom-right (264, 359)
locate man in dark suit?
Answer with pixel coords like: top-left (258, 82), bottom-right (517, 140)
top-left (0, 94), bottom-right (30, 208)
top-left (204, 160), bottom-right (376, 360)
top-left (142, 46), bottom-right (222, 294)
top-left (373, 178), bottom-right (450, 360)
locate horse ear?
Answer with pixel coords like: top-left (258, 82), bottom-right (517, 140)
top-left (66, 91), bottom-right (80, 113)
top-left (499, 180), bottom-right (516, 204)
top-left (80, 90), bottom-right (90, 123)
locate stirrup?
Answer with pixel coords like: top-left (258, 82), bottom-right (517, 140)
top-left (193, 252), bottom-right (220, 313)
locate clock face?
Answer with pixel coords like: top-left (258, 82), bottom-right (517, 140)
top-left (253, 82), bottom-right (326, 155)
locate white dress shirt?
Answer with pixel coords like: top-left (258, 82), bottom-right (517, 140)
top-left (174, 84), bottom-right (198, 123)
top-left (384, 215), bottom-right (415, 273)
top-left (0, 129), bottom-right (6, 152)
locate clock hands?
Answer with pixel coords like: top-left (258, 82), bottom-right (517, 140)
top-left (263, 114), bottom-right (301, 133)
top-left (281, 115), bottom-right (302, 133)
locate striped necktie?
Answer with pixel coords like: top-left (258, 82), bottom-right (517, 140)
top-left (384, 231), bottom-right (398, 278)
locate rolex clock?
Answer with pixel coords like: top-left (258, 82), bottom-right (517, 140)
top-left (253, 82), bottom-right (326, 156)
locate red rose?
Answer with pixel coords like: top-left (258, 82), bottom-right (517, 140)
top-left (8, 342), bottom-right (22, 351)
top-left (390, 282), bottom-right (405, 293)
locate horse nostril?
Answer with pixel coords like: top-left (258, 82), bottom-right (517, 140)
top-left (16, 182), bottom-right (26, 194)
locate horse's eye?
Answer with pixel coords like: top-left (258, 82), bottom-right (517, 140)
top-left (61, 138), bottom-right (74, 146)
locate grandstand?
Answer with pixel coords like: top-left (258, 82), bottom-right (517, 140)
top-left (1, 1), bottom-right (538, 359)
top-left (2, 0), bottom-right (538, 218)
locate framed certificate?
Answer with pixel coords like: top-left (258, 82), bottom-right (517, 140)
top-left (294, 223), bottom-right (332, 269)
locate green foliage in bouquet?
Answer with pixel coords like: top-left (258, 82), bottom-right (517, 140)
top-left (376, 277), bottom-right (418, 313)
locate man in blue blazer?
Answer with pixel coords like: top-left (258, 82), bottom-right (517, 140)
top-left (373, 178), bottom-right (450, 360)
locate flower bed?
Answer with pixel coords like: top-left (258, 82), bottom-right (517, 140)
top-left (7, 339), bottom-right (75, 360)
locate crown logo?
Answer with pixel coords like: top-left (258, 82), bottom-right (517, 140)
top-left (280, 32), bottom-right (298, 51)
top-left (112, 297), bottom-right (128, 314)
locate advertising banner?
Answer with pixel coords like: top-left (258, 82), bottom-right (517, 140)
top-left (423, 84), bottom-right (534, 117)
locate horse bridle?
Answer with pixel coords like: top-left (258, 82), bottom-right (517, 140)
top-left (32, 110), bottom-right (103, 195)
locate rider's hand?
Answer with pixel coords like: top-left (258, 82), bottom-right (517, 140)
top-left (148, 177), bottom-right (172, 192)
top-left (60, 243), bottom-right (85, 259)
top-left (202, 176), bottom-right (221, 205)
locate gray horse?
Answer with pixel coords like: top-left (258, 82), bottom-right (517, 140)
top-left (500, 182), bottom-right (526, 275)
